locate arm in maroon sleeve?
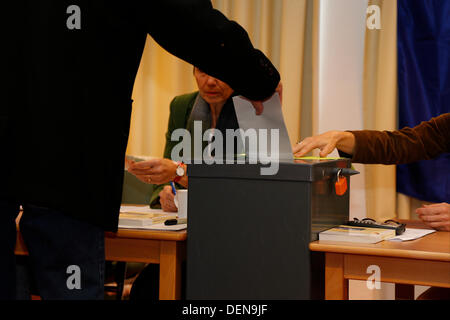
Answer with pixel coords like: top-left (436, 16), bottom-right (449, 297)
top-left (346, 113), bottom-right (450, 164)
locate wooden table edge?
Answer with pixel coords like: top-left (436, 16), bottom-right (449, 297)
top-left (309, 241), bottom-right (450, 262)
top-left (106, 229), bottom-right (187, 241)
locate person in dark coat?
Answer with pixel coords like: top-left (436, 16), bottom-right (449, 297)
top-left (0, 1), bottom-right (280, 299)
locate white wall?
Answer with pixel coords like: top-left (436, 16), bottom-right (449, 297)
top-left (313, 0), bottom-right (369, 220)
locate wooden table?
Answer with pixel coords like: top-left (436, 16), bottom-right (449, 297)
top-left (309, 221), bottom-right (450, 300)
top-left (15, 225), bottom-right (187, 300)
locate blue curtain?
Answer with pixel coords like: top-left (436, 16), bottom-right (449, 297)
top-left (397, 0), bottom-right (450, 203)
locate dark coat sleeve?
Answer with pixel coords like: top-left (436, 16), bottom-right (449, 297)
top-left (343, 113), bottom-right (450, 164)
top-left (138, 0), bottom-right (280, 101)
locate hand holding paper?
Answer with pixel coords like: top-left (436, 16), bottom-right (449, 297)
top-left (233, 92), bottom-right (293, 176)
top-left (248, 81), bottom-right (283, 115)
top-left (127, 158), bottom-right (178, 185)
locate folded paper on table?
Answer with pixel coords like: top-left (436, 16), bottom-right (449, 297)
top-left (387, 228), bottom-right (436, 241)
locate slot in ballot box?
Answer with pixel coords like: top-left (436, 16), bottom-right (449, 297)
top-left (186, 158), bottom-right (355, 299)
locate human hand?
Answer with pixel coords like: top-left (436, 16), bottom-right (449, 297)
top-left (127, 158), bottom-right (177, 185)
top-left (293, 131), bottom-right (355, 158)
top-left (249, 81), bottom-right (283, 115)
top-left (124, 157), bottom-right (135, 171)
top-left (416, 203), bottom-right (450, 232)
top-left (159, 185), bottom-right (178, 212)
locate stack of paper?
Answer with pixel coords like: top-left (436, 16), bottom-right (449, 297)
top-left (120, 205), bottom-right (162, 214)
top-left (119, 206), bottom-right (176, 229)
top-left (319, 225), bottom-right (396, 244)
top-left (139, 223), bottom-right (187, 231)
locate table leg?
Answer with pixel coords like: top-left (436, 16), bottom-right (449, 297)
top-left (159, 241), bottom-right (183, 300)
top-left (325, 253), bottom-right (348, 300)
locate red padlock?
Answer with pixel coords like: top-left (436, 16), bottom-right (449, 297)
top-left (335, 170), bottom-right (348, 196)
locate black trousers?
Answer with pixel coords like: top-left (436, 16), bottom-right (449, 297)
top-left (0, 200), bottom-right (105, 300)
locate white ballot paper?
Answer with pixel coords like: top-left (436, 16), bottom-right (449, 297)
top-left (232, 93), bottom-right (293, 172)
top-left (387, 228), bottom-right (436, 242)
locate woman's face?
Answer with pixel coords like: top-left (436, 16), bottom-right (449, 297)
top-left (194, 68), bottom-right (234, 105)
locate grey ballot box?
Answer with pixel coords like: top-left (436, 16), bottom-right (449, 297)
top-left (186, 159), bottom-right (353, 300)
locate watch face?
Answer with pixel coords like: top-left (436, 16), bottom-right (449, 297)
top-left (176, 166), bottom-right (185, 177)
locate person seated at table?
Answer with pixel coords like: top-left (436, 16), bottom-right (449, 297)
top-left (294, 113), bottom-right (450, 300)
top-left (127, 66), bottom-right (242, 211)
top-left (293, 113), bottom-right (450, 232)
top-left (125, 67), bottom-right (255, 300)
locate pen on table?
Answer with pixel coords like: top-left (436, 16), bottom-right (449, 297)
top-left (164, 218), bottom-right (187, 225)
top-left (170, 181), bottom-right (177, 195)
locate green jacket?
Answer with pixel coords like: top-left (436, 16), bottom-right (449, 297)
top-left (149, 92), bottom-right (199, 208)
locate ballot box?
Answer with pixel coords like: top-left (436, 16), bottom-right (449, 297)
top-left (186, 159), bottom-right (355, 299)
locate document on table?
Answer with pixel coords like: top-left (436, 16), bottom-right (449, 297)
top-left (387, 228), bottom-right (436, 241)
top-left (119, 205), bottom-right (186, 230)
top-left (232, 93), bottom-right (293, 163)
top-left (120, 205), bottom-right (163, 214)
top-left (118, 222), bottom-right (187, 231)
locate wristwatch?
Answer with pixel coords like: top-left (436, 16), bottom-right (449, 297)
top-left (173, 162), bottom-right (185, 183)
